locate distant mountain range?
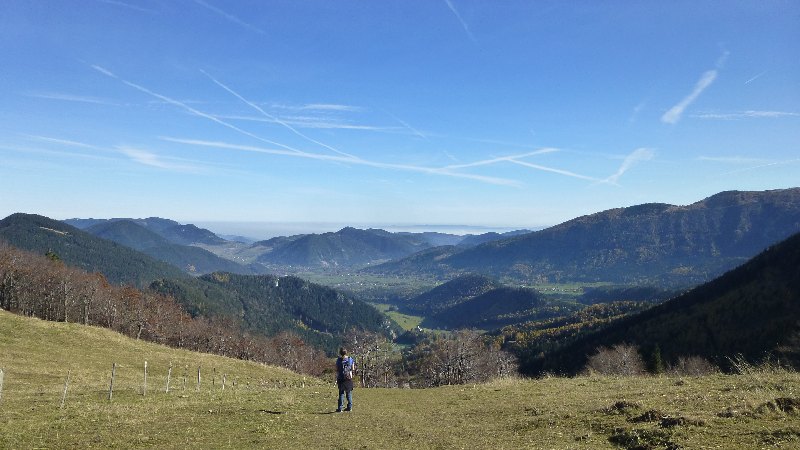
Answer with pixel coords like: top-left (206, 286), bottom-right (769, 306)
top-left (0, 214), bottom-right (188, 286)
top-left (64, 217), bottom-right (529, 272)
top-left (64, 217), bottom-right (228, 246)
top-left (367, 189), bottom-right (800, 285)
top-left (85, 220), bottom-right (250, 275)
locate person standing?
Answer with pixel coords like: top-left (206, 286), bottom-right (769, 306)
top-left (335, 347), bottom-right (355, 412)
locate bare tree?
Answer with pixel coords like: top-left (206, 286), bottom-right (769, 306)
top-left (585, 344), bottom-right (646, 376)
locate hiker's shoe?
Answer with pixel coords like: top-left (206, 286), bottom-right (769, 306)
top-left (344, 407), bottom-right (351, 412)
top-left (336, 409), bottom-right (342, 413)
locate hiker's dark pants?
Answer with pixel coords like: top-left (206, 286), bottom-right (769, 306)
top-left (337, 379), bottom-right (354, 410)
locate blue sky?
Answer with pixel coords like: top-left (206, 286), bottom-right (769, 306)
top-left (1, 1), bottom-right (798, 237)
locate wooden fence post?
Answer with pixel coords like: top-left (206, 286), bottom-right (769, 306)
top-left (142, 361), bottom-right (148, 396)
top-left (196, 366), bottom-right (201, 391)
top-left (0, 367), bottom-right (5, 405)
top-left (108, 363), bottom-right (117, 401)
top-left (165, 363), bottom-right (172, 393)
top-left (60, 371), bottom-right (71, 409)
top-left (222, 374), bottom-right (226, 391)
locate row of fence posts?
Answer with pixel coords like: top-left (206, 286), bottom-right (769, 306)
top-left (107, 362), bottom-right (235, 401)
top-left (0, 364), bottom-right (305, 409)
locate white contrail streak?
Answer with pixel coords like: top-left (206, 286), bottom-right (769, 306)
top-left (442, 148), bottom-right (560, 170)
top-left (443, 0), bottom-right (476, 42)
top-left (200, 70), bottom-right (360, 160)
top-left (603, 148), bottom-right (655, 185)
top-left (162, 137), bottom-right (521, 186)
top-left (661, 70), bottom-right (717, 124)
top-left (91, 65), bottom-right (307, 155)
top-left (507, 159), bottom-right (602, 182)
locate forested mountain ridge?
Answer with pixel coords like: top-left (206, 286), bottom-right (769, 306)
top-left (522, 231), bottom-right (800, 375)
top-left (424, 286), bottom-right (572, 330)
top-left (405, 274), bottom-right (501, 315)
top-left (65, 217), bottom-right (227, 246)
top-left (0, 213), bottom-right (188, 286)
top-left (369, 188), bottom-right (800, 285)
top-left (150, 272), bottom-right (398, 351)
top-left (85, 220), bottom-right (250, 275)
top-left (256, 226), bottom-right (434, 268)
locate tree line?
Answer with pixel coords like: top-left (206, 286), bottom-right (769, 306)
top-left (0, 242), bottom-right (329, 376)
top-left (0, 242), bottom-right (520, 387)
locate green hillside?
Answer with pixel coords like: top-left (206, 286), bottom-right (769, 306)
top-left (3, 310), bottom-right (800, 449)
top-left (405, 273), bottom-right (500, 315)
top-left (87, 220), bottom-right (250, 275)
top-left (0, 213), bottom-right (188, 287)
top-left (369, 189), bottom-right (800, 285)
top-left (527, 231), bottom-right (800, 376)
top-left (258, 227), bottom-right (433, 268)
top-left (425, 286), bottom-right (577, 330)
top-left (151, 272), bottom-right (398, 352)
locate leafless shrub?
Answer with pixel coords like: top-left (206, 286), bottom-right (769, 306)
top-left (667, 356), bottom-right (717, 376)
top-left (585, 344), bottom-right (645, 376)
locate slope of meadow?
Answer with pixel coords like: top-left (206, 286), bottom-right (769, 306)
top-left (2, 310), bottom-right (800, 449)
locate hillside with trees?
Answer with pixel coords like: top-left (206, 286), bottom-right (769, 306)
top-left (86, 220), bottom-right (250, 275)
top-left (0, 242), bottom-right (329, 373)
top-left (256, 227), bottom-right (434, 269)
top-left (65, 217), bottom-right (227, 246)
top-left (150, 272), bottom-right (398, 352)
top-left (519, 231), bottom-right (800, 375)
top-left (368, 189), bottom-right (800, 285)
top-left (425, 286), bottom-right (577, 330)
top-left (404, 273), bottom-right (500, 315)
top-left (0, 213), bottom-right (188, 287)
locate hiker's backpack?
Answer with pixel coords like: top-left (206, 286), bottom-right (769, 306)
top-left (341, 356), bottom-right (354, 380)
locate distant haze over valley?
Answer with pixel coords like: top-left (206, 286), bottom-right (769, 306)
top-left (191, 221), bottom-right (540, 241)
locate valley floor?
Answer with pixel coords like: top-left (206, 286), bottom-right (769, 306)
top-left (2, 311), bottom-right (799, 449)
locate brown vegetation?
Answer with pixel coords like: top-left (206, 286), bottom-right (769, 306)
top-left (0, 242), bottom-right (329, 376)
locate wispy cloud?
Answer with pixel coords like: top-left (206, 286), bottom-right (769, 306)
top-left (661, 70), bottom-right (718, 124)
top-left (95, 0), bottom-right (156, 14)
top-left (691, 110), bottom-right (800, 120)
top-left (698, 155), bottom-right (772, 164)
top-left (443, 0), bottom-right (477, 42)
top-left (602, 148), bottom-right (656, 185)
top-left (215, 114), bottom-right (399, 131)
top-left (117, 146), bottom-right (204, 173)
top-left (193, 0), bottom-right (264, 34)
top-left (25, 134), bottom-right (105, 150)
top-left (0, 144), bottom-right (116, 163)
top-left (720, 158), bottom-right (800, 175)
top-left (629, 100), bottom-right (647, 124)
top-left (24, 91), bottom-right (120, 106)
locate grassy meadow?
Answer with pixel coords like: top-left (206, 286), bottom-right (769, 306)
top-left (2, 309), bottom-right (799, 449)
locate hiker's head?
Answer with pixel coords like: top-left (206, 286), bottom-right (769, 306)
top-left (339, 347), bottom-right (347, 357)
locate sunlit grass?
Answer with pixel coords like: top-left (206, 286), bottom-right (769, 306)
top-left (2, 310), bottom-right (799, 449)
top-left (369, 303), bottom-right (424, 331)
